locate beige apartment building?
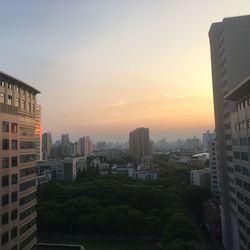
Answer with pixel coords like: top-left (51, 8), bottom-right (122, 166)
top-left (0, 71), bottom-right (40, 249)
top-left (129, 127), bottom-right (151, 164)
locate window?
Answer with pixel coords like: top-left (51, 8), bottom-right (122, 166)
top-left (2, 212), bottom-right (9, 225)
top-left (20, 166), bottom-right (36, 177)
top-left (2, 175), bottom-right (9, 187)
top-left (20, 179), bottom-right (36, 192)
top-left (20, 154), bottom-right (36, 163)
top-left (1, 80), bottom-right (5, 87)
top-left (11, 123), bottom-right (18, 133)
top-left (26, 102), bottom-right (30, 111)
top-left (20, 192), bottom-right (36, 206)
top-left (32, 104), bottom-right (35, 113)
top-left (11, 191), bottom-right (17, 202)
top-left (15, 98), bottom-right (20, 107)
top-left (20, 205), bottom-right (36, 221)
top-left (20, 127), bottom-right (35, 136)
top-left (21, 100), bottom-right (25, 109)
top-left (2, 157), bottom-right (9, 168)
top-left (19, 218), bottom-right (36, 236)
top-left (2, 121), bottom-right (9, 132)
top-left (11, 157), bottom-right (18, 167)
top-left (11, 227), bottom-right (17, 239)
top-left (16, 86), bottom-right (19, 93)
top-left (20, 231), bottom-right (36, 249)
top-left (7, 95), bottom-right (12, 105)
top-left (11, 209), bottom-right (17, 221)
top-left (20, 141), bottom-right (36, 149)
top-left (2, 194), bottom-right (9, 206)
top-left (241, 152), bottom-right (249, 161)
top-left (11, 174), bottom-right (18, 185)
top-left (11, 140), bottom-right (18, 150)
top-left (8, 83), bottom-right (12, 90)
top-left (2, 139), bottom-right (9, 150)
top-left (0, 92), bottom-right (4, 103)
top-left (1, 231), bottom-right (8, 246)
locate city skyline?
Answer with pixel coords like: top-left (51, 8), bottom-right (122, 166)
top-left (1, 1), bottom-right (250, 141)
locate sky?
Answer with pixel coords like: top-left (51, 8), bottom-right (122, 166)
top-left (0, 0), bottom-right (250, 142)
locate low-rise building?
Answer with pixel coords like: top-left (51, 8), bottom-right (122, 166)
top-left (36, 157), bottom-right (85, 183)
top-left (190, 168), bottom-right (211, 189)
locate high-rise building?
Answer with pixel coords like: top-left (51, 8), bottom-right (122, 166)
top-left (129, 127), bottom-right (151, 164)
top-left (208, 136), bottom-right (219, 199)
top-left (78, 136), bottom-right (85, 156)
top-left (202, 130), bottom-right (215, 152)
top-left (209, 15), bottom-right (250, 250)
top-left (85, 136), bottom-right (93, 156)
top-left (0, 71), bottom-right (40, 249)
top-left (42, 132), bottom-right (52, 159)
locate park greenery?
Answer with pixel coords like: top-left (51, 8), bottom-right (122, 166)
top-left (37, 154), bottom-right (210, 250)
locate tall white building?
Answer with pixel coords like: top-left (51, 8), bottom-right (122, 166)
top-left (209, 15), bottom-right (250, 250)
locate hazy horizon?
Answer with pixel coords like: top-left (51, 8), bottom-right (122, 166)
top-left (1, 1), bottom-right (250, 141)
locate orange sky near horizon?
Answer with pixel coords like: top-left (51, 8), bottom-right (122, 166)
top-left (1, 1), bottom-right (250, 141)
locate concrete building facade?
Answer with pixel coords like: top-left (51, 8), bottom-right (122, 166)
top-left (209, 15), bottom-right (250, 250)
top-left (0, 71), bottom-right (40, 249)
top-left (42, 132), bottom-right (52, 160)
top-left (129, 127), bottom-right (151, 164)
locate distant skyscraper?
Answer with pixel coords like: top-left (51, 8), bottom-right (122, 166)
top-left (61, 133), bottom-right (69, 145)
top-left (129, 127), bottom-right (151, 163)
top-left (42, 132), bottom-right (52, 158)
top-left (78, 136), bottom-right (85, 156)
top-left (209, 15), bottom-right (250, 250)
top-left (0, 71), bottom-right (40, 249)
top-left (202, 130), bottom-right (215, 152)
top-left (85, 136), bottom-right (93, 156)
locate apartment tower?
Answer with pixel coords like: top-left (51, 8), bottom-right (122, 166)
top-left (209, 15), bottom-right (250, 250)
top-left (0, 71), bottom-right (40, 249)
top-left (129, 127), bottom-right (151, 164)
top-left (42, 132), bottom-right (52, 159)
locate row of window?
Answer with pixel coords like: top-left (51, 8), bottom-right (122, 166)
top-left (19, 191), bottom-right (36, 206)
top-left (232, 137), bottom-right (250, 146)
top-left (2, 209), bottom-right (18, 226)
top-left (20, 218), bottom-right (36, 236)
top-left (1, 227), bottom-right (17, 246)
top-left (236, 191), bottom-right (250, 208)
top-left (2, 121), bottom-right (17, 133)
top-left (1, 154), bottom-right (36, 169)
top-left (235, 165), bottom-right (250, 177)
top-left (2, 156), bottom-right (18, 168)
top-left (233, 151), bottom-right (249, 161)
top-left (20, 205), bottom-right (36, 221)
top-left (20, 166), bottom-right (36, 177)
top-left (2, 139), bottom-right (36, 150)
top-left (20, 179), bottom-right (36, 192)
top-left (0, 93), bottom-right (35, 112)
top-left (235, 120), bottom-right (250, 131)
top-left (2, 174), bottom-right (18, 187)
top-left (1, 80), bottom-right (34, 98)
top-left (2, 139), bottom-right (17, 150)
top-left (236, 178), bottom-right (250, 193)
top-left (2, 191), bottom-right (18, 207)
top-left (237, 97), bottom-right (250, 111)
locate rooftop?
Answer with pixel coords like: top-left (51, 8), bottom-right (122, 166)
top-left (225, 74), bottom-right (250, 101)
top-left (0, 70), bottom-right (40, 94)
